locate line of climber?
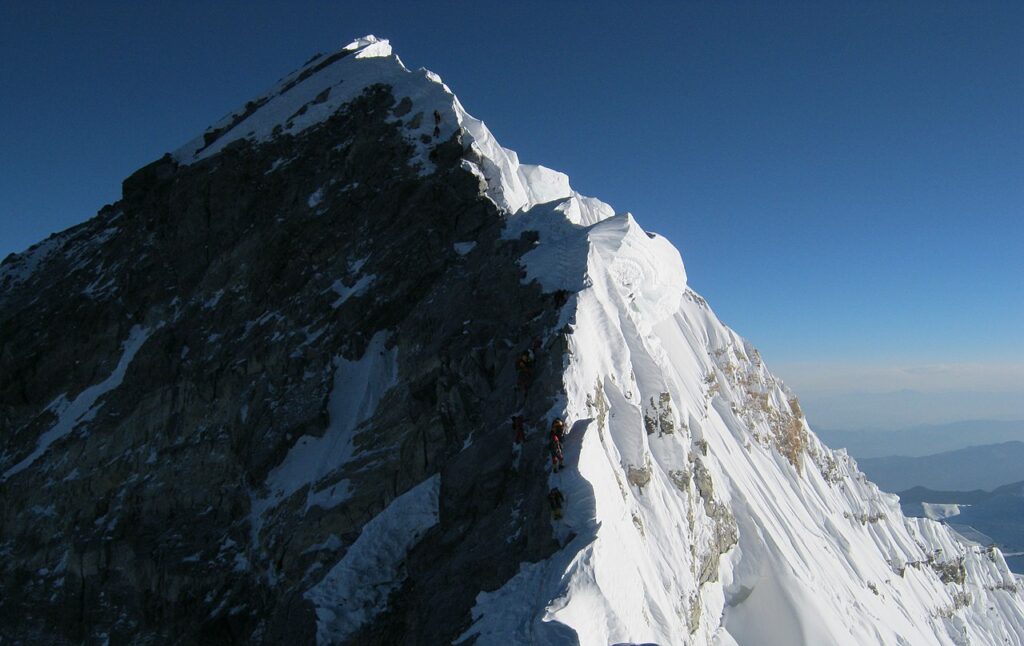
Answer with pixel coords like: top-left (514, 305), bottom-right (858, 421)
top-left (542, 418), bottom-right (568, 520)
top-left (548, 418), bottom-right (565, 472)
top-left (511, 415), bottom-right (566, 470)
top-left (510, 336), bottom-right (569, 520)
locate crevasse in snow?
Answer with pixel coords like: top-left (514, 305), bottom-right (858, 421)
top-left (178, 35), bottom-right (1024, 644)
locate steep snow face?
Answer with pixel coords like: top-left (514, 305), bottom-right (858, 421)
top-left (460, 171), bottom-right (1024, 644)
top-left (250, 332), bottom-right (398, 539)
top-left (305, 474), bottom-right (441, 644)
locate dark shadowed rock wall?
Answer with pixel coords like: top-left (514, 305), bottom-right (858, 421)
top-left (1, 84), bottom-right (572, 644)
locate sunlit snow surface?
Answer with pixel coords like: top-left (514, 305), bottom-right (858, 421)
top-left (465, 195), bottom-right (1024, 645)
top-left (172, 35), bottom-right (1024, 645)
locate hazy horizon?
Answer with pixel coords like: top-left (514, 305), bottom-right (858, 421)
top-left (773, 360), bottom-right (1024, 429)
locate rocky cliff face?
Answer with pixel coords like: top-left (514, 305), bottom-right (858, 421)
top-left (2, 36), bottom-right (1023, 646)
top-left (0, 41), bottom-right (566, 644)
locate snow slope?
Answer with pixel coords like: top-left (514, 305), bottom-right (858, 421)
top-left (465, 191), bottom-right (1024, 645)
top-left (304, 474), bottom-right (441, 644)
top-left (250, 331), bottom-right (398, 540)
top-left (173, 35), bottom-right (1024, 644)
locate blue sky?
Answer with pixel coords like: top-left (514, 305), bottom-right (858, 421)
top-left (2, 2), bottom-right (1021, 428)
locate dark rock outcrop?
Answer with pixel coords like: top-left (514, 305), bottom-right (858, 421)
top-left (1, 81), bottom-right (571, 644)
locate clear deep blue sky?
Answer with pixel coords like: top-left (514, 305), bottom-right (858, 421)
top-left (1, 2), bottom-right (1021, 423)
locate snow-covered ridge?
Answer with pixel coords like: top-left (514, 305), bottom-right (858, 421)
top-left (406, 47), bottom-right (1023, 646)
top-left (464, 184), bottom-right (1024, 644)
top-left (174, 35), bottom-right (615, 226)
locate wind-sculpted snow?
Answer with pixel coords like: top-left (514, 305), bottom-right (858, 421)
top-left (459, 121), bottom-right (1024, 643)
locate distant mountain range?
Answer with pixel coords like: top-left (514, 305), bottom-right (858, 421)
top-left (816, 420), bottom-right (1024, 458)
top-left (898, 480), bottom-right (1024, 574)
top-left (856, 441), bottom-right (1024, 492)
top-left (898, 480), bottom-right (1024, 506)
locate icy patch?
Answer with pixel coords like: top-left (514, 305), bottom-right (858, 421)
top-left (308, 187), bottom-right (324, 208)
top-left (303, 534), bottom-right (343, 555)
top-left (306, 479), bottom-right (354, 511)
top-left (82, 273), bottom-right (116, 298)
top-left (265, 157), bottom-right (292, 174)
top-left (453, 241), bottom-right (476, 256)
top-left (82, 273), bottom-right (117, 298)
top-left (203, 289), bottom-right (224, 309)
top-left (329, 274), bottom-right (375, 308)
top-left (3, 325), bottom-right (151, 479)
top-left (305, 474), bottom-right (440, 644)
top-left (251, 332), bottom-right (397, 537)
top-left (348, 256), bottom-right (369, 273)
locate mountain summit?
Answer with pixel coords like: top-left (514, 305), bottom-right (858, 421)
top-left (2, 35), bottom-right (1022, 645)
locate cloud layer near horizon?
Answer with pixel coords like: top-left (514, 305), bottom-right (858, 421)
top-left (770, 361), bottom-right (1024, 430)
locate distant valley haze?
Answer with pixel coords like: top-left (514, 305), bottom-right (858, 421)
top-left (815, 420), bottom-right (1024, 459)
top-left (773, 361), bottom-right (1024, 431)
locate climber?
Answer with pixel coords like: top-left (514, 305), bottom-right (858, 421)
top-left (548, 487), bottom-right (565, 519)
top-left (515, 350), bottom-right (534, 392)
top-left (512, 415), bottom-right (526, 444)
top-left (549, 435), bottom-right (565, 472)
top-left (550, 418), bottom-right (565, 444)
